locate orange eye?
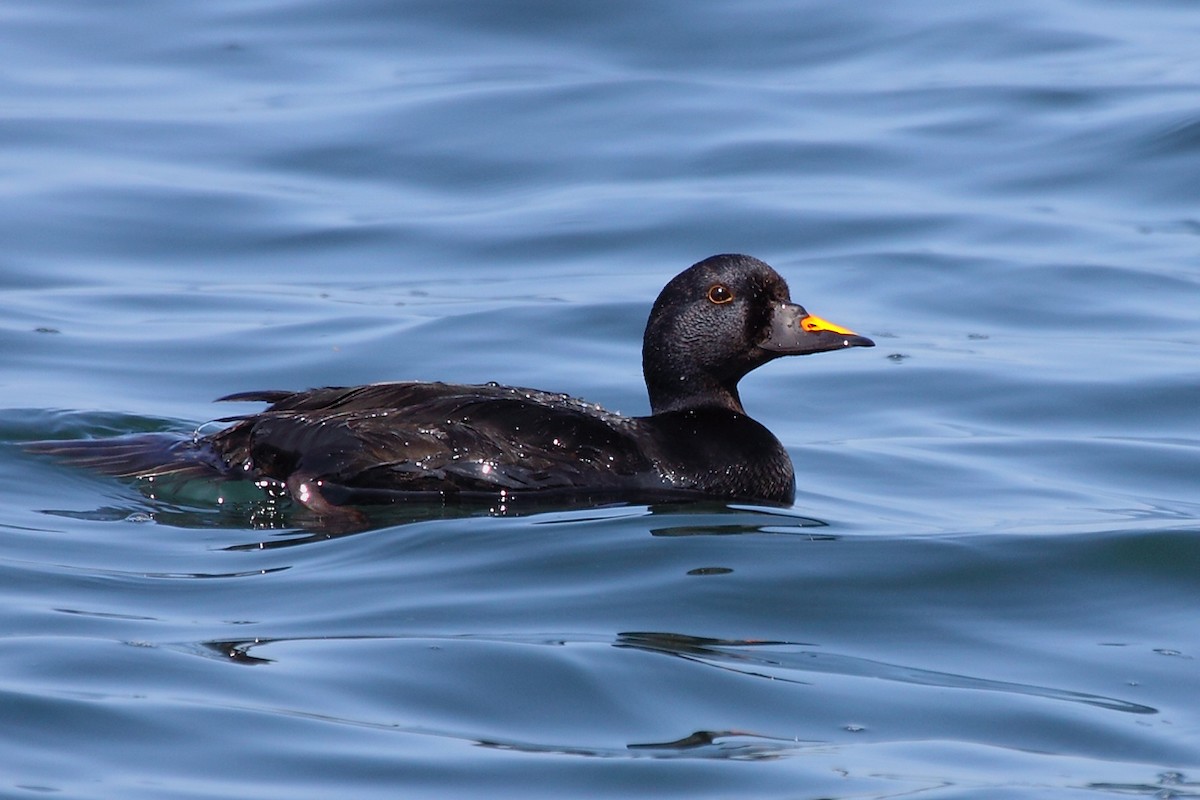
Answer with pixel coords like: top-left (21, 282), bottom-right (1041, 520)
top-left (707, 284), bottom-right (734, 304)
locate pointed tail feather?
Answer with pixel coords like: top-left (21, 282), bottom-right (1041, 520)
top-left (24, 433), bottom-right (231, 481)
top-left (216, 390), bottom-right (295, 404)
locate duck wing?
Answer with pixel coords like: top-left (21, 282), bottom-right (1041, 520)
top-left (210, 381), bottom-right (663, 497)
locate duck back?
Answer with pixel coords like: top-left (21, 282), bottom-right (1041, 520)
top-left (210, 381), bottom-right (667, 497)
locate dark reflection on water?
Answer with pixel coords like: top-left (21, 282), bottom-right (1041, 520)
top-left (1089, 772), bottom-right (1200, 798)
top-left (193, 634), bottom-right (814, 761)
top-left (625, 729), bottom-right (814, 757)
top-left (480, 729), bottom-right (808, 761)
top-left (179, 623), bottom-right (1164, 777)
top-left (203, 640), bottom-right (276, 666)
top-left (616, 632), bottom-right (1158, 715)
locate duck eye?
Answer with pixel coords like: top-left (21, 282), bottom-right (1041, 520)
top-left (707, 284), bottom-right (734, 305)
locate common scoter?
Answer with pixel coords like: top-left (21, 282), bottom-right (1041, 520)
top-left (30, 254), bottom-right (874, 516)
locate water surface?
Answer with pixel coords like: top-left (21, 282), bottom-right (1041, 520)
top-left (2, 1), bottom-right (1198, 797)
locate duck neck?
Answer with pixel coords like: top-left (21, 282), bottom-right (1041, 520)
top-left (643, 363), bottom-right (746, 416)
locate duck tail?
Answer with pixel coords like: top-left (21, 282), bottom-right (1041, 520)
top-left (24, 433), bottom-right (231, 481)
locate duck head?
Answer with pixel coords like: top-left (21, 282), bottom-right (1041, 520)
top-left (642, 254), bottom-right (874, 415)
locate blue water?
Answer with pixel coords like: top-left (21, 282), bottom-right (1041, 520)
top-left (3, 1), bottom-right (1199, 797)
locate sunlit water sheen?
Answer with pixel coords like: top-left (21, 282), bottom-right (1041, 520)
top-left (2, 1), bottom-right (1198, 798)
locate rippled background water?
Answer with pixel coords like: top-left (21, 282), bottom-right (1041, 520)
top-left (2, 1), bottom-right (1199, 797)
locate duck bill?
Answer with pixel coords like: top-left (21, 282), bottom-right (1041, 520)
top-left (760, 302), bottom-right (875, 355)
